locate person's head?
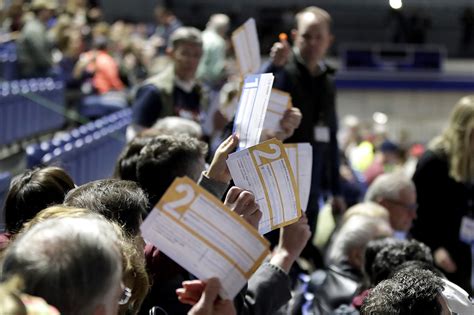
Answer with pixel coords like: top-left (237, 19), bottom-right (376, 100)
top-left (292, 6), bottom-right (333, 65)
top-left (30, 0), bottom-right (57, 22)
top-left (19, 206), bottom-right (148, 315)
top-left (371, 239), bottom-right (434, 286)
top-left (328, 215), bottom-right (393, 269)
top-left (206, 14), bottom-right (230, 37)
top-left (3, 166), bottom-right (75, 233)
top-left (168, 27), bottom-right (203, 81)
top-left (361, 268), bottom-right (449, 315)
top-left (150, 116), bottom-right (203, 139)
top-left (114, 136), bottom-right (154, 182)
top-left (154, 5), bottom-right (175, 25)
top-left (342, 201), bottom-right (390, 223)
top-left (1, 215), bottom-right (123, 315)
top-left (364, 172), bottom-right (417, 232)
top-left (135, 135), bottom-right (207, 208)
top-left (364, 237), bottom-right (401, 282)
top-left (63, 179), bottom-right (148, 237)
top-left (430, 95), bottom-right (474, 183)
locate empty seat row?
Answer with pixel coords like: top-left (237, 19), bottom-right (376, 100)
top-left (26, 109), bottom-right (131, 185)
top-left (0, 78), bottom-right (66, 146)
top-left (26, 108), bottom-right (131, 168)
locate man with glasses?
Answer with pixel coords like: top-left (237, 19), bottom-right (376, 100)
top-left (365, 172), bottom-right (418, 235)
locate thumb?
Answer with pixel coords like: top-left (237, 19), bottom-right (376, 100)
top-left (196, 278), bottom-right (221, 310)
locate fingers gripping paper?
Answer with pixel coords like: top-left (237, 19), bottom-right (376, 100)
top-left (233, 73), bottom-right (274, 150)
top-left (227, 138), bottom-right (302, 234)
top-left (232, 18), bottom-right (261, 77)
top-left (140, 177), bottom-right (270, 299)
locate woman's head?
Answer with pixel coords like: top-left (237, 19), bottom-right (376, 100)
top-left (3, 167), bottom-right (75, 233)
top-left (430, 95), bottom-right (474, 182)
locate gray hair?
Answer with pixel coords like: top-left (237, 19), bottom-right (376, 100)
top-left (364, 172), bottom-right (415, 203)
top-left (1, 215), bottom-right (122, 315)
top-left (152, 116), bottom-right (203, 139)
top-left (169, 27), bottom-right (202, 50)
top-left (328, 215), bottom-right (392, 265)
top-left (206, 14), bottom-right (230, 32)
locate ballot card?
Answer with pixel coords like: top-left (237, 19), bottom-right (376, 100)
top-left (232, 18), bottom-right (261, 77)
top-left (284, 143), bottom-right (313, 212)
top-left (260, 89), bottom-right (292, 137)
top-left (140, 177), bottom-right (270, 299)
top-left (227, 138), bottom-right (302, 234)
top-left (233, 73), bottom-right (274, 150)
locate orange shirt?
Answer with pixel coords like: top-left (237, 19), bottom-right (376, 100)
top-left (84, 50), bottom-right (124, 94)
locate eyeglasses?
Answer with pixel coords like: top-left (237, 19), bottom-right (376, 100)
top-left (119, 285), bottom-right (132, 305)
top-left (386, 199), bottom-right (418, 212)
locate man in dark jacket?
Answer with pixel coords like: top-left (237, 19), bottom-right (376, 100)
top-left (262, 6), bottom-right (345, 264)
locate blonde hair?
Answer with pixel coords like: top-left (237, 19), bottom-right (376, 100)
top-left (343, 202), bottom-right (390, 223)
top-left (0, 276), bottom-right (26, 315)
top-left (429, 95), bottom-right (474, 183)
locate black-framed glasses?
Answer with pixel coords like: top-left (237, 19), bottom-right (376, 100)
top-left (386, 199), bottom-right (418, 212)
top-left (119, 285), bottom-right (132, 305)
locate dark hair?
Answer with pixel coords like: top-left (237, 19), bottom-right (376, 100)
top-left (114, 136), bottom-right (154, 182)
top-left (136, 135), bottom-right (207, 208)
top-left (64, 179), bottom-right (148, 236)
top-left (371, 239), bottom-right (433, 286)
top-left (361, 268), bottom-right (444, 315)
top-left (3, 167), bottom-right (75, 233)
top-left (364, 238), bottom-right (401, 282)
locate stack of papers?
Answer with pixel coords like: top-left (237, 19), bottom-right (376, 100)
top-left (141, 177), bottom-right (270, 299)
top-left (233, 73), bottom-right (274, 150)
top-left (227, 138), bottom-right (302, 234)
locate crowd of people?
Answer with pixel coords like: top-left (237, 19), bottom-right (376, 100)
top-left (0, 0), bottom-right (473, 314)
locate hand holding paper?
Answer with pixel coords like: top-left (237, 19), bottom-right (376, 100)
top-left (141, 177), bottom-right (270, 299)
top-left (226, 138), bottom-right (302, 234)
top-left (224, 187), bottom-right (262, 230)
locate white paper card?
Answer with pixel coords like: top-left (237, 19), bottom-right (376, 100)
top-left (231, 18), bottom-right (261, 77)
top-left (227, 138), bottom-right (302, 234)
top-left (140, 177), bottom-right (270, 299)
top-left (233, 73), bottom-right (274, 150)
top-left (284, 143), bottom-right (313, 212)
top-left (261, 89), bottom-right (292, 137)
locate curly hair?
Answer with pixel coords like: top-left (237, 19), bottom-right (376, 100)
top-left (362, 268), bottom-right (444, 315)
top-left (371, 239), bottom-right (433, 286)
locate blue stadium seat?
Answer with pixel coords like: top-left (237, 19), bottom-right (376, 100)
top-left (0, 172), bottom-right (12, 232)
top-left (35, 109), bottom-right (131, 184)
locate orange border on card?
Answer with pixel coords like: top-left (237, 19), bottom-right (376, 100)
top-left (249, 139), bottom-right (302, 231)
top-left (155, 177), bottom-right (270, 278)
